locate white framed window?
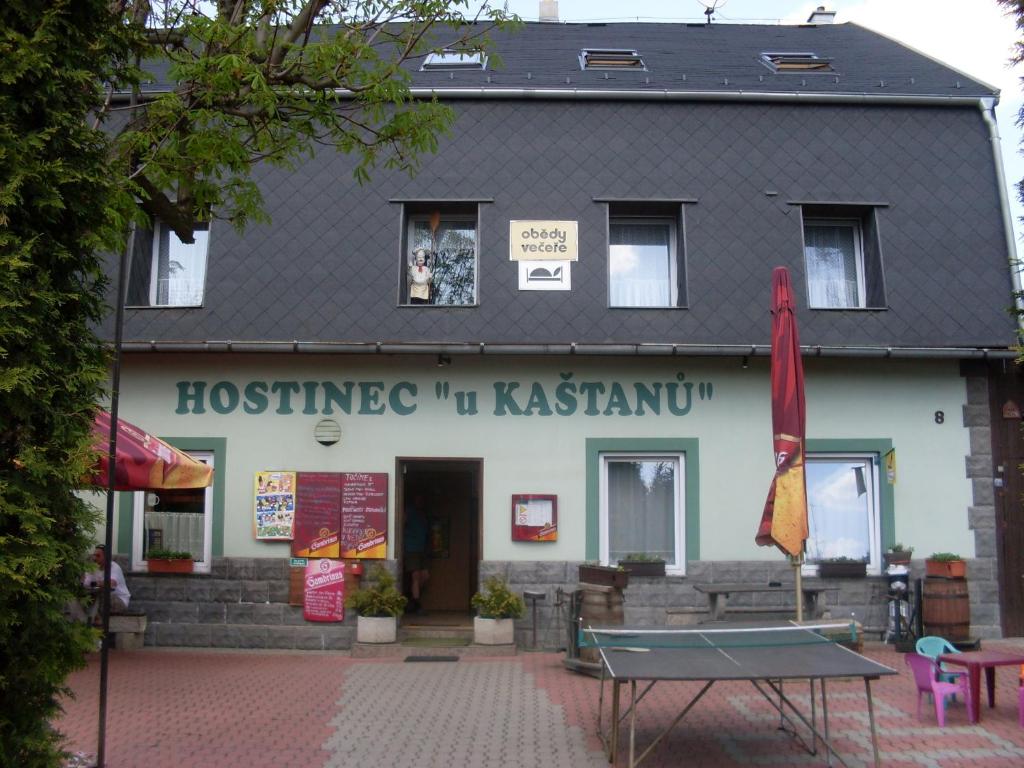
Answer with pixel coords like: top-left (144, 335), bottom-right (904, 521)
top-left (609, 218), bottom-right (677, 307)
top-left (805, 453), bottom-right (881, 575)
top-left (760, 52), bottom-right (833, 73)
top-left (149, 220), bottom-right (209, 307)
top-left (406, 214), bottom-right (478, 306)
top-left (422, 49), bottom-right (487, 70)
top-left (599, 453), bottom-right (685, 574)
top-left (803, 218), bottom-right (865, 309)
top-left (580, 49), bottom-right (645, 70)
top-left (132, 451), bottom-right (214, 574)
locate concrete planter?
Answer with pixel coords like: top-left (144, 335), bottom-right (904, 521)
top-left (356, 615), bottom-right (397, 644)
top-left (474, 616), bottom-right (514, 645)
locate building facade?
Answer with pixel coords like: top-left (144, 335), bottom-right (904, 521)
top-left (99, 18), bottom-right (1023, 648)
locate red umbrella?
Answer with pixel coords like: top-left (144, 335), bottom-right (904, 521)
top-left (756, 268), bottom-right (809, 612)
top-left (88, 409), bottom-right (213, 491)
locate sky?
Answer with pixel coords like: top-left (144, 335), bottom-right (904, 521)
top-left (487, 0), bottom-right (1024, 248)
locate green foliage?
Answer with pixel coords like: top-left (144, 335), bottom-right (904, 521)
top-left (927, 552), bottom-right (964, 562)
top-left (346, 566), bottom-right (406, 617)
top-left (146, 548), bottom-right (193, 560)
top-left (621, 553), bottom-right (666, 563)
top-left (887, 543), bottom-right (913, 554)
top-left (816, 556), bottom-right (868, 563)
top-left (471, 576), bottom-right (525, 619)
top-left (0, 1), bottom-right (133, 764)
top-left (103, 1), bottom-right (518, 241)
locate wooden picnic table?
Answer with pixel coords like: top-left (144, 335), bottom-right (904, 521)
top-left (694, 583), bottom-right (828, 621)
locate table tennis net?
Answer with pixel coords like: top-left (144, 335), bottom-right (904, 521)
top-left (578, 622), bottom-right (859, 650)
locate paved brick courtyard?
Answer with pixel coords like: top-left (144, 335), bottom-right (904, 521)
top-left (56, 642), bottom-right (1024, 767)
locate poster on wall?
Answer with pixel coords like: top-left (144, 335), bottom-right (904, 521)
top-left (292, 472), bottom-right (341, 557)
top-left (511, 494), bottom-right (558, 542)
top-left (340, 473), bottom-right (388, 559)
top-left (254, 471), bottom-right (296, 540)
top-left (302, 558), bottom-right (345, 622)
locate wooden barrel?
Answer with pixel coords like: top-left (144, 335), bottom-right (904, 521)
top-left (923, 577), bottom-right (970, 640)
top-left (578, 583), bottom-right (624, 663)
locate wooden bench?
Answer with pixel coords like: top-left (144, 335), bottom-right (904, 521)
top-left (693, 583), bottom-right (828, 621)
top-left (107, 612), bottom-right (147, 650)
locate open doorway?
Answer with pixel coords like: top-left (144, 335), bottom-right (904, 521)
top-left (396, 458), bottom-right (482, 621)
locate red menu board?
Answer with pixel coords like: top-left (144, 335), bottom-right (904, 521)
top-left (292, 472), bottom-right (341, 558)
top-left (303, 559), bottom-right (345, 622)
top-left (340, 473), bottom-right (388, 559)
top-left (511, 494), bottom-right (558, 542)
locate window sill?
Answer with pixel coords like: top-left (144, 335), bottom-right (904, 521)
top-left (398, 303), bottom-right (479, 309)
top-left (125, 304), bottom-right (205, 310)
top-left (609, 305), bottom-right (688, 310)
top-left (808, 305), bottom-right (887, 311)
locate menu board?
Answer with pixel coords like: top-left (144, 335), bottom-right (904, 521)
top-left (292, 472), bottom-right (341, 557)
top-left (254, 471), bottom-right (296, 540)
top-left (511, 494), bottom-right (558, 542)
top-left (302, 559), bottom-right (345, 622)
top-left (340, 473), bottom-right (388, 559)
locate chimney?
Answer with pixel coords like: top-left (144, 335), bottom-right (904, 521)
top-left (807, 6), bottom-right (836, 24)
top-left (539, 1), bottom-right (559, 23)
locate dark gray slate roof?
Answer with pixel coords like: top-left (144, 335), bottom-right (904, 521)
top-left (109, 21), bottom-right (1016, 356)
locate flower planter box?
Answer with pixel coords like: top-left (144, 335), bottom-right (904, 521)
top-left (816, 561), bottom-right (867, 578)
top-left (578, 564), bottom-right (628, 589)
top-left (147, 558), bottom-right (193, 574)
top-left (356, 615), bottom-right (397, 644)
top-left (619, 560), bottom-right (666, 578)
top-left (925, 559), bottom-right (966, 579)
top-left (883, 552), bottom-right (912, 568)
top-left (473, 616), bottom-right (515, 646)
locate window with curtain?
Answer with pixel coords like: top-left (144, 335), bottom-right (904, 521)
top-left (803, 220), bottom-right (864, 308)
top-left (601, 454), bottom-right (683, 568)
top-left (406, 215), bottom-right (477, 305)
top-left (609, 218), bottom-right (676, 307)
top-left (805, 454), bottom-right (881, 572)
top-left (150, 220), bottom-right (209, 307)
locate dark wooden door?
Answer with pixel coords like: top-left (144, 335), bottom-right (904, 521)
top-left (989, 363), bottom-right (1024, 636)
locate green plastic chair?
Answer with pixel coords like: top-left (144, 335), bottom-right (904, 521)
top-left (916, 635), bottom-right (964, 693)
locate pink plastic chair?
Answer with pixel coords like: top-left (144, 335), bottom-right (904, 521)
top-left (905, 653), bottom-right (971, 726)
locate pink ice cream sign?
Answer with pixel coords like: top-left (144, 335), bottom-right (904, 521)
top-left (303, 558), bottom-right (345, 622)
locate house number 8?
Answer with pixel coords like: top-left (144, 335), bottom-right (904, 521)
top-left (934, 410), bottom-right (944, 424)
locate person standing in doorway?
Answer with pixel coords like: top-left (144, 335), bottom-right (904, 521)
top-left (404, 493), bottom-right (430, 614)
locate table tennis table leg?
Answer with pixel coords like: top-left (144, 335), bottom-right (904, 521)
top-left (864, 677), bottom-right (881, 768)
top-left (609, 679), bottom-right (620, 765)
top-left (821, 678), bottom-right (831, 767)
top-left (809, 679), bottom-right (818, 758)
top-left (629, 681), bottom-right (637, 768)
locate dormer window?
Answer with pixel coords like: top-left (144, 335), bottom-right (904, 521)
top-left (422, 49), bottom-right (487, 71)
top-left (760, 52), bottom-right (833, 73)
top-left (580, 49), bottom-right (645, 70)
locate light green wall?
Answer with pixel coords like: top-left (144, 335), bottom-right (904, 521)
top-left (114, 354), bottom-right (972, 561)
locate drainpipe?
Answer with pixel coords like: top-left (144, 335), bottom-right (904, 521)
top-left (979, 97), bottom-right (1024, 334)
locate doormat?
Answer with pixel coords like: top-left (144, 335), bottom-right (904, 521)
top-left (401, 637), bottom-right (471, 647)
top-left (405, 655), bottom-right (459, 663)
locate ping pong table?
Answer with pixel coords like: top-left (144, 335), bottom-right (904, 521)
top-left (582, 622), bottom-right (895, 768)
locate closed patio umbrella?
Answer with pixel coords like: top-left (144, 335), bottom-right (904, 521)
top-left (755, 267), bottom-right (809, 618)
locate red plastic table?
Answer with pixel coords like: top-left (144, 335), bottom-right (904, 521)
top-left (937, 649), bottom-right (1024, 724)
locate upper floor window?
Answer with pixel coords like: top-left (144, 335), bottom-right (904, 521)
top-left (125, 219), bottom-right (209, 308)
top-left (799, 203), bottom-right (886, 310)
top-left (760, 52), bottom-right (833, 73)
top-left (403, 208), bottom-right (477, 306)
top-left (422, 49), bottom-right (487, 70)
top-left (609, 215), bottom-right (679, 308)
top-left (580, 49), bottom-right (645, 70)
top-left (804, 219), bottom-right (864, 308)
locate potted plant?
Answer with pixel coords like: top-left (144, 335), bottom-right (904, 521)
top-left (618, 553), bottom-right (666, 578)
top-left (471, 576), bottom-right (525, 645)
top-left (578, 562), bottom-right (629, 589)
top-left (346, 565), bottom-right (406, 643)
top-left (883, 544), bottom-right (913, 568)
top-left (816, 556), bottom-right (868, 578)
top-left (925, 552), bottom-right (966, 579)
top-left (146, 548), bottom-right (194, 574)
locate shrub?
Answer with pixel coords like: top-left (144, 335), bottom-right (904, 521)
top-left (471, 576), bottom-right (525, 619)
top-left (346, 566), bottom-right (406, 617)
top-left (146, 549), bottom-right (193, 560)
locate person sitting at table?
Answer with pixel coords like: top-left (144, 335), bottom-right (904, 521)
top-left (67, 544), bottom-right (131, 624)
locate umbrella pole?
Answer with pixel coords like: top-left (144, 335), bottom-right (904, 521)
top-left (792, 552), bottom-right (804, 623)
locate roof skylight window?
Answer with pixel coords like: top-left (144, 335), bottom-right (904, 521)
top-left (422, 49), bottom-right (487, 71)
top-left (580, 49), bottom-right (646, 70)
top-left (760, 52), bottom-right (833, 73)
